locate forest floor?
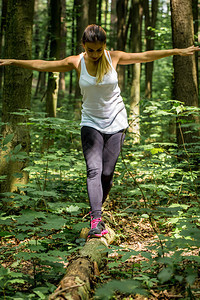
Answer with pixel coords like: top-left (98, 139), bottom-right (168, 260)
top-left (90, 206), bottom-right (200, 300)
top-left (1, 202), bottom-right (200, 300)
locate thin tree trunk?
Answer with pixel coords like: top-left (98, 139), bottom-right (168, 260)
top-left (104, 0), bottom-right (108, 29)
top-left (74, 0), bottom-right (89, 118)
top-left (34, 0), bottom-right (50, 97)
top-left (33, 0), bottom-right (40, 59)
top-left (33, 0), bottom-right (41, 96)
top-left (89, 0), bottom-right (97, 24)
top-left (144, 0), bottom-right (158, 98)
top-left (170, 0), bottom-right (199, 146)
top-left (116, 0), bottom-right (129, 91)
top-left (98, 0), bottom-right (102, 25)
top-left (0, 0), bottom-right (8, 90)
top-left (130, 0), bottom-right (143, 143)
top-left (69, 0), bottom-right (76, 95)
top-left (59, 0), bottom-right (67, 93)
top-left (0, 0), bottom-right (34, 194)
top-left (192, 0), bottom-right (199, 89)
top-left (46, 0), bottom-right (61, 118)
top-left (110, 0), bottom-right (117, 49)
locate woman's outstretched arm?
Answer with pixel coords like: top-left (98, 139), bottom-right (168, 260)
top-left (0, 55), bottom-right (78, 72)
top-left (111, 45), bottom-right (200, 66)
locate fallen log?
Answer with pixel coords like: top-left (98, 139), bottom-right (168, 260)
top-left (49, 226), bottom-right (115, 300)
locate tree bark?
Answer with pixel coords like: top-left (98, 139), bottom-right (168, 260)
top-left (74, 0), bottom-right (89, 116)
top-left (104, 0), bottom-right (108, 30)
top-left (144, 0), bottom-right (158, 98)
top-left (192, 0), bottom-right (199, 88)
top-left (0, 0), bottom-right (8, 90)
top-left (116, 0), bottom-right (129, 91)
top-left (170, 0), bottom-right (199, 146)
top-left (59, 0), bottom-right (67, 93)
top-left (33, 0), bottom-right (40, 59)
top-left (69, 0), bottom-right (76, 95)
top-left (129, 0), bottom-right (143, 143)
top-left (46, 0), bottom-right (61, 118)
top-left (89, 0), bottom-right (97, 24)
top-left (49, 227), bottom-right (115, 300)
top-left (98, 0), bottom-right (102, 25)
top-left (34, 0), bottom-right (50, 97)
top-left (110, 0), bottom-right (117, 49)
top-left (0, 0), bottom-right (34, 194)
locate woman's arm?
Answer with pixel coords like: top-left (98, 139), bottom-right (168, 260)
top-left (0, 55), bottom-right (78, 72)
top-left (111, 46), bottom-right (200, 66)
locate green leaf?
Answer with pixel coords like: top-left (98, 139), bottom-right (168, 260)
top-left (141, 214), bottom-right (149, 219)
top-left (66, 205), bottom-right (80, 213)
top-left (158, 267), bottom-right (173, 283)
top-left (9, 279), bottom-right (25, 284)
top-left (95, 279), bottom-right (148, 299)
top-left (42, 215), bottom-right (66, 230)
top-left (120, 250), bottom-right (138, 262)
top-left (150, 147), bottom-right (164, 155)
top-left (108, 262), bottom-right (120, 268)
top-left (3, 133), bottom-right (14, 145)
top-left (175, 275), bottom-right (183, 283)
top-left (33, 287), bottom-right (48, 299)
top-left (141, 252), bottom-right (152, 260)
top-left (13, 144), bottom-right (22, 154)
top-left (0, 231), bottom-right (12, 237)
top-left (186, 274), bottom-right (197, 285)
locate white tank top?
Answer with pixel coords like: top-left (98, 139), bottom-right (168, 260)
top-left (79, 50), bottom-right (129, 133)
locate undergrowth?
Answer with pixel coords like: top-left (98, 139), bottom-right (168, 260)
top-left (0, 98), bottom-right (200, 299)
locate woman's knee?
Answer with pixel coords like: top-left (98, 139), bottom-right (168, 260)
top-left (87, 167), bottom-right (102, 180)
top-left (102, 171), bottom-right (113, 182)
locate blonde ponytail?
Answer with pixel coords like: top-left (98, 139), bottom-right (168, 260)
top-left (96, 51), bottom-right (111, 83)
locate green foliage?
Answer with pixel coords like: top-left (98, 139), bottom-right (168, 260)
top-left (0, 99), bottom-right (199, 299)
top-left (0, 110), bottom-right (89, 299)
top-left (94, 98), bottom-right (200, 299)
top-left (95, 279), bottom-right (148, 299)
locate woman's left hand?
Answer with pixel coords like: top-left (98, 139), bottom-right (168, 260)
top-left (179, 45), bottom-right (200, 56)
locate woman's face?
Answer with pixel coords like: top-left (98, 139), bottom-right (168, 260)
top-left (83, 41), bottom-right (106, 62)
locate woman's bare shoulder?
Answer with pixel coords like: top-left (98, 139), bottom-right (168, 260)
top-left (107, 50), bottom-right (122, 68)
top-left (65, 54), bottom-right (81, 68)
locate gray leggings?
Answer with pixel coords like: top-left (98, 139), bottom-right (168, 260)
top-left (81, 126), bottom-right (126, 218)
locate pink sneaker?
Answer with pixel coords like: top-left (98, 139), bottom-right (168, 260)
top-left (88, 216), bottom-right (108, 237)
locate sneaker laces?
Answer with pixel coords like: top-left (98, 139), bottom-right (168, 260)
top-left (91, 218), bottom-right (102, 229)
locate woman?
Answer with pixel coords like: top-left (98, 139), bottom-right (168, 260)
top-left (0, 24), bottom-right (199, 237)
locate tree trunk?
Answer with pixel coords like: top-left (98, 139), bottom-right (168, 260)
top-left (116, 0), bottom-right (129, 91)
top-left (104, 0), bottom-right (108, 29)
top-left (170, 0), bottom-right (199, 146)
top-left (49, 227), bottom-right (115, 300)
top-left (59, 0), bottom-right (67, 93)
top-left (98, 0), bottom-right (102, 25)
top-left (34, 0), bottom-right (50, 97)
top-left (0, 0), bottom-right (8, 90)
top-left (46, 0), bottom-right (61, 118)
top-left (33, 0), bottom-right (40, 59)
top-left (74, 0), bottom-right (89, 117)
top-left (0, 0), bottom-right (34, 194)
top-left (89, 0), bottom-right (97, 24)
top-left (129, 0), bottom-right (143, 143)
top-left (69, 0), bottom-right (76, 95)
top-left (144, 0), bottom-right (158, 98)
top-left (110, 0), bottom-right (117, 49)
top-left (192, 0), bottom-right (199, 88)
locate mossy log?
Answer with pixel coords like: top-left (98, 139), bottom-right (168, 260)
top-left (49, 226), bottom-right (115, 300)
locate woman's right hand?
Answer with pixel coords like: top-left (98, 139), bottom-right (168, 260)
top-left (0, 59), bottom-right (15, 66)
